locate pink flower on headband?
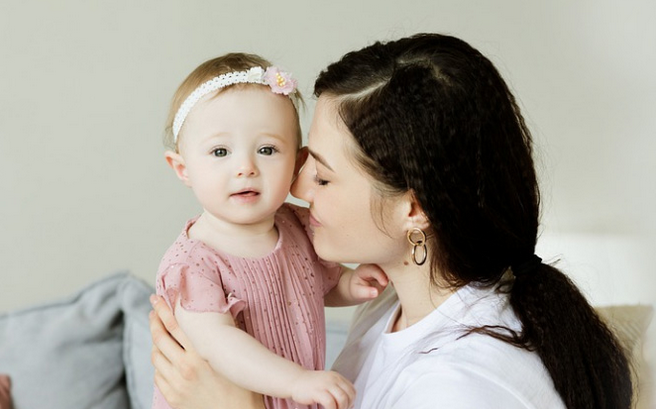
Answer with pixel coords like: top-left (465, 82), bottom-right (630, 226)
top-left (264, 67), bottom-right (297, 95)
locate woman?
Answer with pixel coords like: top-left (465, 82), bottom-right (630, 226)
top-left (150, 33), bottom-right (632, 409)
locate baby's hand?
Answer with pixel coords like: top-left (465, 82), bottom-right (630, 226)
top-left (291, 370), bottom-right (355, 409)
top-left (348, 264), bottom-right (388, 302)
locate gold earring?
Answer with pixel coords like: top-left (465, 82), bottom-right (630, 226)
top-left (407, 228), bottom-right (427, 266)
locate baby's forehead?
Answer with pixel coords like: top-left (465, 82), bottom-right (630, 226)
top-left (203, 86), bottom-right (301, 140)
top-left (182, 110), bottom-right (299, 148)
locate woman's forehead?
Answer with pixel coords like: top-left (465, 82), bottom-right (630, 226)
top-left (308, 99), bottom-right (347, 160)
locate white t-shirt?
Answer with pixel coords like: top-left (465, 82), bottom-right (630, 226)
top-left (332, 282), bottom-right (566, 409)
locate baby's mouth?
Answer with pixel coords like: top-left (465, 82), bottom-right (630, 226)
top-left (232, 189), bottom-right (259, 197)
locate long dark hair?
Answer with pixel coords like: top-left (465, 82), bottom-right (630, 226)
top-left (315, 33), bottom-right (632, 409)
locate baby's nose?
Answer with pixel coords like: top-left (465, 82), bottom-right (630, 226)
top-left (236, 157), bottom-right (258, 177)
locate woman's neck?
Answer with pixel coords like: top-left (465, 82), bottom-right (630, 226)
top-left (189, 211), bottom-right (279, 258)
top-left (382, 261), bottom-right (456, 332)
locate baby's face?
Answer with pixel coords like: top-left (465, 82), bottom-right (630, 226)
top-left (178, 85), bottom-right (299, 226)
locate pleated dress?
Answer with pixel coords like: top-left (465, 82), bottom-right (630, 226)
top-left (153, 203), bottom-right (341, 409)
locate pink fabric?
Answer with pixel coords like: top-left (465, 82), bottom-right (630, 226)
top-left (153, 203), bottom-right (341, 409)
top-left (0, 375), bottom-right (12, 409)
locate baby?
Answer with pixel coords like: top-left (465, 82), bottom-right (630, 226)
top-left (153, 52), bottom-right (387, 409)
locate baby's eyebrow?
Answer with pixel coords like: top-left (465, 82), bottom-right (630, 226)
top-left (307, 148), bottom-right (334, 172)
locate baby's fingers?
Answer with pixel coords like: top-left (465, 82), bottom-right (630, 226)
top-left (332, 382), bottom-right (356, 409)
top-left (367, 265), bottom-right (389, 287)
top-left (351, 282), bottom-right (382, 300)
top-left (323, 374), bottom-right (355, 409)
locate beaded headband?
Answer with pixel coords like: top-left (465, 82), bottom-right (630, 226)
top-left (172, 66), bottom-right (298, 142)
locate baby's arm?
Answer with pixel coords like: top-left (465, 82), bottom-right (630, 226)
top-left (174, 301), bottom-right (354, 409)
top-left (325, 264), bottom-right (388, 307)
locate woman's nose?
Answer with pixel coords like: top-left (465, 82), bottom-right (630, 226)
top-left (290, 163), bottom-right (313, 202)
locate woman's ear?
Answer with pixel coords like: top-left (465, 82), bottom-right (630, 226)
top-left (164, 150), bottom-right (191, 187)
top-left (400, 191), bottom-right (430, 231)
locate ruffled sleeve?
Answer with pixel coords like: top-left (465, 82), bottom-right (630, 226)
top-left (157, 254), bottom-right (246, 318)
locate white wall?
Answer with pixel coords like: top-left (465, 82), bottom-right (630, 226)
top-left (1, 0), bottom-right (654, 376)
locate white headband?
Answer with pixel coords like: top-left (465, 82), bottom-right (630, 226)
top-left (172, 66), bottom-right (298, 142)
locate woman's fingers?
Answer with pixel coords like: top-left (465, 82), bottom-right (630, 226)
top-left (150, 295), bottom-right (193, 350)
top-left (153, 369), bottom-right (186, 409)
top-left (153, 369), bottom-right (171, 398)
top-left (151, 339), bottom-right (183, 386)
top-left (149, 296), bottom-right (198, 382)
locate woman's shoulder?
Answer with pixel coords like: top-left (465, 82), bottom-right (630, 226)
top-left (421, 330), bottom-right (545, 373)
top-left (386, 284), bottom-right (563, 407)
top-left (408, 285), bottom-right (554, 387)
top-left (394, 333), bottom-right (564, 408)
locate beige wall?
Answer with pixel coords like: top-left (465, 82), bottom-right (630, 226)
top-left (1, 0), bottom-right (654, 371)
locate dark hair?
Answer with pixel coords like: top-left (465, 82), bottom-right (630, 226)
top-left (315, 33), bottom-right (632, 409)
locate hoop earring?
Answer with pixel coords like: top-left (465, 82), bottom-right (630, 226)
top-left (407, 228), bottom-right (427, 266)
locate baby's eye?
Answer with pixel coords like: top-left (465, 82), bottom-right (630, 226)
top-left (258, 146), bottom-right (277, 156)
top-left (212, 148), bottom-right (228, 157)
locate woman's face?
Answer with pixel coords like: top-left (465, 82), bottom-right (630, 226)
top-left (291, 96), bottom-right (408, 265)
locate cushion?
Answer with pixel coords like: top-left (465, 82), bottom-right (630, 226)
top-left (596, 305), bottom-right (653, 409)
top-left (0, 272), bottom-right (130, 409)
top-left (119, 276), bottom-right (156, 409)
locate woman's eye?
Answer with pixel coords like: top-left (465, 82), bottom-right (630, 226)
top-left (212, 148), bottom-right (228, 157)
top-left (258, 146), bottom-right (277, 156)
top-left (314, 174), bottom-right (329, 186)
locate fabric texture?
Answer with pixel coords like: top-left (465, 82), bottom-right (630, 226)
top-left (0, 272), bottom-right (155, 409)
top-left (120, 275), bottom-right (157, 409)
top-left (0, 273), bottom-right (130, 409)
top-left (332, 282), bottom-right (566, 409)
top-left (154, 203), bottom-right (341, 409)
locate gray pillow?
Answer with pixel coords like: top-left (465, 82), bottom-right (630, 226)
top-left (0, 272), bottom-right (129, 409)
top-left (118, 275), bottom-right (155, 409)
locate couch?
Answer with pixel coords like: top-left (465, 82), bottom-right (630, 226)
top-left (0, 272), bottom-right (652, 409)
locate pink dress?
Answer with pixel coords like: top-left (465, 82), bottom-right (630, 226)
top-left (152, 203), bottom-right (341, 409)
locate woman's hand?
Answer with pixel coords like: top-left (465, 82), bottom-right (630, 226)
top-left (149, 295), bottom-right (264, 409)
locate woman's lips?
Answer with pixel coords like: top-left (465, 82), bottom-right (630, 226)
top-left (308, 212), bottom-right (321, 227)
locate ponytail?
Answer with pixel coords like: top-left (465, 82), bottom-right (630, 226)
top-left (509, 263), bottom-right (633, 408)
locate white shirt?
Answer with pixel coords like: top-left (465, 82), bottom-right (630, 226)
top-left (332, 282), bottom-right (565, 409)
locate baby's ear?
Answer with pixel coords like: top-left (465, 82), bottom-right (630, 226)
top-left (164, 150), bottom-right (191, 186)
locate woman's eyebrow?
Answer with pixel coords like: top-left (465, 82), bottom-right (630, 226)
top-left (307, 148), bottom-right (334, 172)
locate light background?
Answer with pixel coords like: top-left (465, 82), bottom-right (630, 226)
top-left (1, 0), bottom-right (654, 388)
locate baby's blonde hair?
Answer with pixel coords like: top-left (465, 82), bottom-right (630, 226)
top-left (164, 52), bottom-right (303, 150)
